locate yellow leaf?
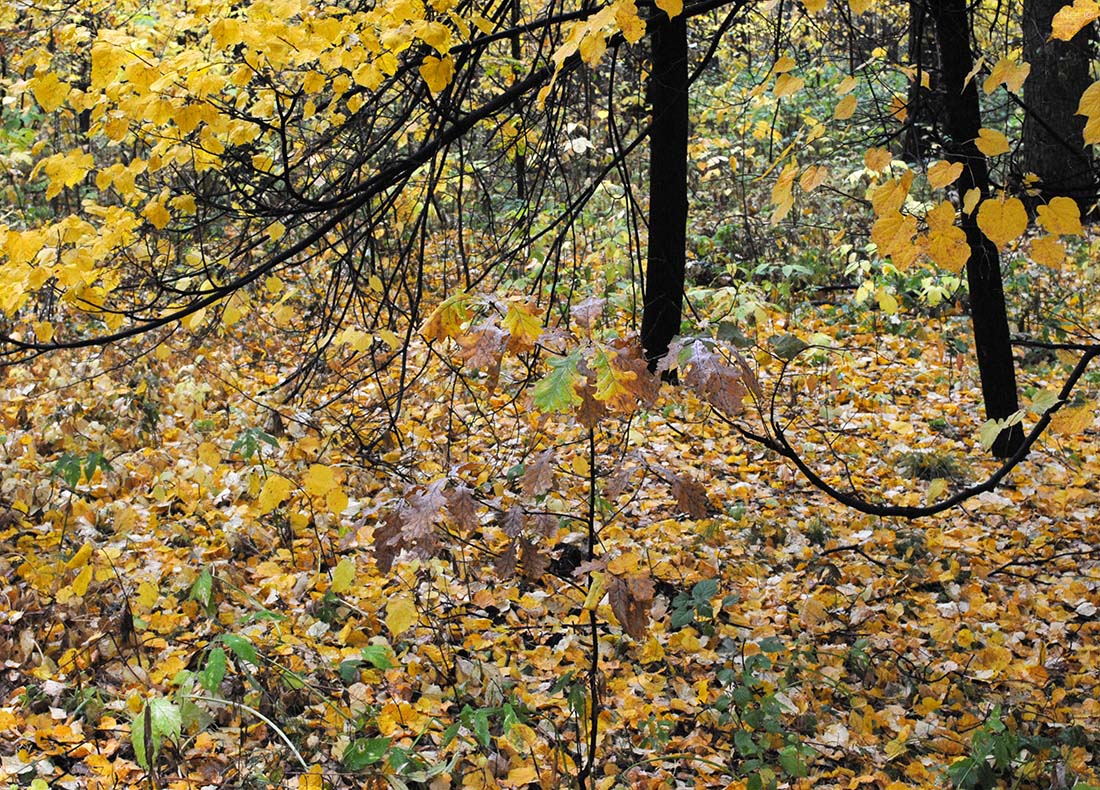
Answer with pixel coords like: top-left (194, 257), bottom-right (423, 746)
top-left (304, 464), bottom-right (338, 497)
top-left (502, 301), bottom-right (543, 351)
top-left (926, 478), bottom-right (947, 505)
top-left (257, 474), bottom-right (294, 514)
top-left (1030, 235), bottom-right (1066, 268)
top-left (1051, 0), bottom-right (1100, 40)
top-left (331, 558), bottom-right (355, 593)
top-left (799, 596), bottom-right (829, 629)
top-left (1051, 403), bottom-right (1093, 435)
top-left (655, 0), bottom-right (683, 18)
top-left (613, 0), bottom-right (646, 43)
top-left (927, 160), bottom-right (964, 189)
top-left (983, 57), bottom-right (1031, 95)
top-left (773, 74), bottom-right (805, 99)
top-left (773, 56), bottom-right (797, 74)
top-left (869, 171), bottom-right (913, 216)
top-left (198, 441), bottom-right (221, 467)
top-left (849, 0), bottom-right (872, 14)
top-left (137, 580), bottom-right (159, 609)
top-left (583, 571), bottom-right (607, 611)
top-left (326, 486), bottom-right (349, 515)
top-left (30, 71), bottom-right (70, 113)
top-left (420, 54), bottom-right (455, 93)
top-left (925, 202), bottom-right (970, 272)
top-left (974, 127), bottom-right (1010, 157)
top-left (265, 275), bottom-right (284, 295)
top-left (72, 565), bottom-right (93, 597)
top-left (799, 165), bottom-right (828, 192)
top-left (962, 188), bottom-right (981, 215)
top-left (1036, 196), bottom-right (1083, 236)
top-left (143, 199), bottom-right (171, 230)
top-left (1078, 81), bottom-right (1100, 144)
top-left (803, 0), bottom-right (826, 14)
top-left (834, 94), bottom-right (857, 120)
top-left (386, 594), bottom-right (417, 636)
top-left (864, 147), bottom-right (892, 173)
top-left (39, 149), bottom-right (95, 200)
top-left (836, 76), bottom-right (858, 95)
top-left (876, 287), bottom-right (899, 315)
top-left (976, 196), bottom-right (1028, 250)
top-left (66, 542), bottom-right (94, 570)
top-left (33, 321), bottom-right (54, 343)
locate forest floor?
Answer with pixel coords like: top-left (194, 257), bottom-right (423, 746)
top-left (1, 293), bottom-right (1099, 790)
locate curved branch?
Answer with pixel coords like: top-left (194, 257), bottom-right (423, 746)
top-left (721, 344), bottom-right (1100, 518)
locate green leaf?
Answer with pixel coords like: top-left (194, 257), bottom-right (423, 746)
top-left (1028, 389), bottom-right (1061, 414)
top-left (778, 744), bottom-right (807, 777)
top-left (717, 322), bottom-right (753, 348)
top-left (343, 737), bottom-right (391, 770)
top-left (692, 578), bottom-right (718, 602)
top-left (768, 333), bottom-right (808, 360)
top-left (531, 351), bottom-right (583, 412)
top-left (338, 659), bottom-right (363, 683)
top-left (360, 644), bottom-right (396, 669)
top-left (978, 411), bottom-right (1024, 450)
top-left (473, 708), bottom-right (491, 747)
top-left (148, 697), bottom-right (182, 741)
top-left (200, 648), bottom-right (226, 693)
top-left (190, 567), bottom-right (213, 609)
top-left (220, 633), bottom-right (257, 664)
top-left (131, 705), bottom-right (152, 770)
top-left (758, 636), bottom-right (785, 653)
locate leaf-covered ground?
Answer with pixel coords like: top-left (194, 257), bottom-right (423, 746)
top-left (2, 298), bottom-right (1099, 790)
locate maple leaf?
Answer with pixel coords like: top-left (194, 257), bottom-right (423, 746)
top-left (570, 297), bottom-right (605, 331)
top-left (522, 450), bottom-right (556, 497)
top-left (502, 301), bottom-right (543, 353)
top-left (532, 351), bottom-right (583, 412)
top-left (445, 485), bottom-right (479, 531)
top-left (609, 573), bottom-right (654, 639)
top-left (456, 324), bottom-right (505, 374)
top-left (670, 473), bottom-right (710, 518)
top-left (501, 506), bottom-right (527, 537)
top-left (519, 536), bottom-right (550, 581)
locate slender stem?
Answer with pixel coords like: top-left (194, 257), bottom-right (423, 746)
top-left (577, 426), bottom-right (600, 788)
top-left (188, 694), bottom-right (310, 771)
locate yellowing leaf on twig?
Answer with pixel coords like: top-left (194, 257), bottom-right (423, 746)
top-left (974, 128), bottom-right (1010, 157)
top-left (927, 160), bottom-right (964, 189)
top-left (976, 195), bottom-right (1028, 249)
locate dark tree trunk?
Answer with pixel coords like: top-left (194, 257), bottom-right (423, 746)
top-left (902, 0), bottom-right (938, 163)
top-left (642, 14), bottom-right (689, 370)
top-left (1021, 0), bottom-right (1095, 209)
top-left (929, 0), bottom-right (1025, 457)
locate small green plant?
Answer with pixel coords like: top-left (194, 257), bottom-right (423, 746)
top-left (712, 638), bottom-right (817, 790)
top-left (231, 426), bottom-right (280, 463)
top-left (669, 578), bottom-right (738, 635)
top-left (895, 449), bottom-right (967, 481)
top-left (52, 450), bottom-right (112, 489)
